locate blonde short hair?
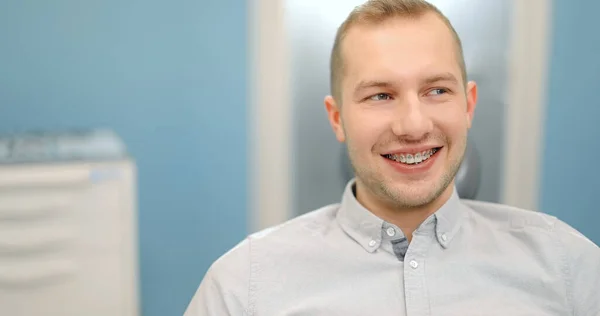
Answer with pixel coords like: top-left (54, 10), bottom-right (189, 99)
top-left (330, 0), bottom-right (467, 102)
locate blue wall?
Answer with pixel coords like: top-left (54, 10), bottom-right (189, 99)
top-left (541, 0), bottom-right (600, 244)
top-left (0, 1), bottom-right (249, 315)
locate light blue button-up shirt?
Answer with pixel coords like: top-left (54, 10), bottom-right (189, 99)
top-left (185, 180), bottom-right (600, 315)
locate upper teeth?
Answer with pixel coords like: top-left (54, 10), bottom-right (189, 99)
top-left (386, 148), bottom-right (438, 165)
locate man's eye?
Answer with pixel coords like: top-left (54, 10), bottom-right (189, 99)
top-left (369, 93), bottom-right (392, 101)
top-left (428, 88), bottom-right (449, 96)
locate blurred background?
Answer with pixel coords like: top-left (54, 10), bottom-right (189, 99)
top-left (0, 0), bottom-right (598, 315)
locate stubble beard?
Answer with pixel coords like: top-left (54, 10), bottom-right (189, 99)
top-left (348, 135), bottom-right (467, 210)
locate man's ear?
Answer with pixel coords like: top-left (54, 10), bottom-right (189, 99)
top-left (325, 95), bottom-right (345, 142)
top-left (465, 81), bottom-right (478, 129)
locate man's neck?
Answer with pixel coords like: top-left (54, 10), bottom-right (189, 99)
top-left (354, 180), bottom-right (455, 242)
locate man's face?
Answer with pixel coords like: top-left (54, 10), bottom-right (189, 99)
top-left (326, 13), bottom-right (477, 209)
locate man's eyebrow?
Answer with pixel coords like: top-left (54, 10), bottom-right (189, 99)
top-left (422, 72), bottom-right (459, 85)
top-left (353, 80), bottom-right (394, 96)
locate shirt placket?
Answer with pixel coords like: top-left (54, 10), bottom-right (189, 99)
top-left (403, 230), bottom-right (433, 316)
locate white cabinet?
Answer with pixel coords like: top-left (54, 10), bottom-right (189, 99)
top-left (0, 135), bottom-right (139, 316)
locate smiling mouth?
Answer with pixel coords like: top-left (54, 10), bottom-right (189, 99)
top-left (382, 147), bottom-right (442, 165)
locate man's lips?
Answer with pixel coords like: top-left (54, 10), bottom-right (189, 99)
top-left (381, 145), bottom-right (443, 156)
top-left (381, 146), bottom-right (442, 172)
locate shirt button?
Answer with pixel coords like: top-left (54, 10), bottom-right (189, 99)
top-left (386, 227), bottom-right (396, 237)
top-left (441, 233), bottom-right (448, 242)
top-left (368, 240), bottom-right (377, 247)
top-left (409, 260), bottom-right (419, 269)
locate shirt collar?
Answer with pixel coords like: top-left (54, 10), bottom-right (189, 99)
top-left (336, 179), bottom-right (463, 252)
top-left (431, 184), bottom-right (462, 249)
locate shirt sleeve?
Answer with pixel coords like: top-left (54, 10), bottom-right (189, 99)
top-left (555, 220), bottom-right (600, 316)
top-left (183, 239), bottom-right (250, 316)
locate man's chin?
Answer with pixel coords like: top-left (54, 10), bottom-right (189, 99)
top-left (382, 182), bottom-right (448, 208)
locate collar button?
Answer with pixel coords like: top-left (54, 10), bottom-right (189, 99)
top-left (440, 233), bottom-right (448, 242)
top-left (386, 227), bottom-right (396, 237)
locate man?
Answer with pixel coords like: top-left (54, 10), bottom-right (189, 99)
top-left (185, 0), bottom-right (600, 315)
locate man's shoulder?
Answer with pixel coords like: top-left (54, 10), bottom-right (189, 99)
top-left (460, 198), bottom-right (559, 231)
top-left (248, 203), bottom-right (341, 242)
top-left (461, 198), bottom-right (598, 248)
top-left (208, 203), bottom-right (341, 272)
top-left (459, 199), bottom-right (599, 314)
top-left (187, 205), bottom-right (342, 315)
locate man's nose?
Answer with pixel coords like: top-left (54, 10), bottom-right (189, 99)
top-left (390, 95), bottom-right (433, 140)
